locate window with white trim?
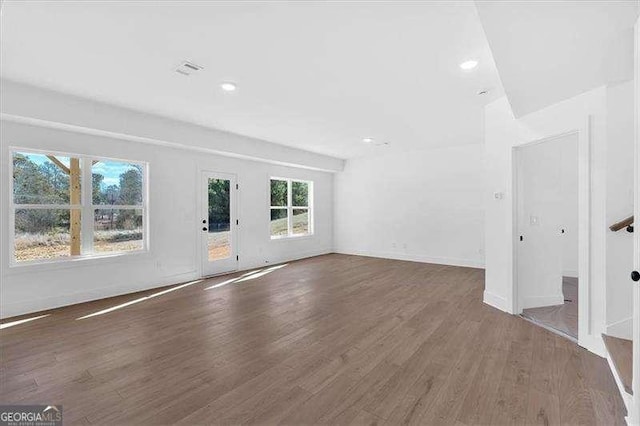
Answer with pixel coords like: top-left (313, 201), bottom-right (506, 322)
top-left (270, 178), bottom-right (313, 239)
top-left (11, 150), bottom-right (147, 264)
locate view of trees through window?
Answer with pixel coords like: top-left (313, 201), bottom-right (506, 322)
top-left (92, 160), bottom-right (144, 254)
top-left (12, 151), bottom-right (145, 262)
top-left (207, 178), bottom-right (231, 261)
top-left (270, 178), bottom-right (312, 238)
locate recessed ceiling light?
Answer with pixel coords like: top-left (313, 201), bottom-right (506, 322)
top-left (459, 60), bottom-right (478, 70)
top-left (362, 137), bottom-right (374, 143)
top-left (220, 82), bottom-right (237, 92)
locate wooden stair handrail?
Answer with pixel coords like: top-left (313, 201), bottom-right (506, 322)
top-left (610, 215), bottom-right (634, 232)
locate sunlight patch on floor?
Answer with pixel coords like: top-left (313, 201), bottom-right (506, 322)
top-left (234, 264), bottom-right (288, 283)
top-left (205, 264), bottom-right (289, 289)
top-left (76, 279), bottom-right (203, 320)
top-left (0, 314), bottom-right (50, 330)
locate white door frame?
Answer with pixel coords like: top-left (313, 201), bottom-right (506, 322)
top-left (511, 119), bottom-right (594, 352)
top-left (199, 170), bottom-right (238, 277)
top-left (629, 16), bottom-right (640, 425)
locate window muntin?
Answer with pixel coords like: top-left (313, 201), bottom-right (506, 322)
top-left (269, 178), bottom-right (312, 239)
top-left (11, 150), bottom-right (147, 264)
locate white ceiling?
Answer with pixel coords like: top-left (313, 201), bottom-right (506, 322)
top-left (0, 1), bottom-right (502, 159)
top-left (476, 0), bottom-right (639, 118)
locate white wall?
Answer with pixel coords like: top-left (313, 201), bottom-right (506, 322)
top-left (484, 87), bottom-right (608, 354)
top-left (605, 80), bottom-right (635, 339)
top-left (0, 85), bottom-right (337, 319)
top-left (334, 144), bottom-right (484, 268)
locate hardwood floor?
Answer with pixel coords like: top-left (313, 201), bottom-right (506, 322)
top-left (522, 277), bottom-right (579, 339)
top-left (603, 334), bottom-right (633, 395)
top-left (0, 254), bottom-right (625, 425)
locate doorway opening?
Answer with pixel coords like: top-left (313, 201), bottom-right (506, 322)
top-left (515, 132), bottom-right (579, 340)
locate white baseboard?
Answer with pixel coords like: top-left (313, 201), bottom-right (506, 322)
top-left (483, 290), bottom-right (512, 313)
top-left (1, 269), bottom-right (199, 319)
top-left (579, 333), bottom-right (607, 358)
top-left (334, 248), bottom-right (484, 269)
top-left (1, 249), bottom-right (334, 320)
top-left (521, 294), bottom-right (565, 310)
top-left (260, 248), bottom-right (333, 269)
top-left (606, 317), bottom-right (633, 340)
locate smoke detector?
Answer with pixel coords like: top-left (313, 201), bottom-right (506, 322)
top-left (176, 61), bottom-right (204, 76)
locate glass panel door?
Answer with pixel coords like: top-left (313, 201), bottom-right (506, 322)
top-left (207, 178), bottom-right (231, 261)
top-left (201, 172), bottom-right (237, 276)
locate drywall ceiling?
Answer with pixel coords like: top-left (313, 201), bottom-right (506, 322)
top-left (476, 0), bottom-right (638, 118)
top-left (0, 1), bottom-right (502, 159)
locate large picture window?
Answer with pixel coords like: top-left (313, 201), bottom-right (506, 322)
top-left (270, 178), bottom-right (313, 239)
top-left (11, 150), bottom-right (147, 264)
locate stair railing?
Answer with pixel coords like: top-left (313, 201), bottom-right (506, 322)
top-left (610, 215), bottom-right (634, 233)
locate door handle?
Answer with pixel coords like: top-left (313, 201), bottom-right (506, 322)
top-left (202, 227), bottom-right (208, 232)
top-left (632, 271), bottom-right (640, 282)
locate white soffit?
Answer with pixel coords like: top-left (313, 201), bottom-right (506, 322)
top-left (476, 0), bottom-right (639, 118)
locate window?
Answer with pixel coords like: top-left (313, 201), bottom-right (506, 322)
top-left (11, 150), bottom-right (147, 264)
top-left (270, 178), bottom-right (313, 239)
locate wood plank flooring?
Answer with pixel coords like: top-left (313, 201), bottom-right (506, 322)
top-left (0, 254), bottom-right (626, 425)
top-left (603, 334), bottom-right (633, 395)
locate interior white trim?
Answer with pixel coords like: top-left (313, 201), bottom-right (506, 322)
top-left (483, 290), bottom-right (511, 313)
top-left (630, 16), bottom-right (640, 424)
top-left (606, 316), bottom-right (633, 340)
top-left (335, 248), bottom-right (484, 269)
top-left (605, 345), bottom-right (635, 416)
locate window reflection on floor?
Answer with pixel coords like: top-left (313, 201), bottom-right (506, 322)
top-left (76, 279), bottom-right (203, 320)
top-left (0, 314), bottom-right (50, 330)
top-left (205, 264), bottom-right (288, 290)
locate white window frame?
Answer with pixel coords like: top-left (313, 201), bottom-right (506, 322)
top-left (269, 177), bottom-right (313, 240)
top-left (9, 147), bottom-right (149, 266)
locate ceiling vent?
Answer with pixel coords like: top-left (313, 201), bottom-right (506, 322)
top-left (176, 61), bottom-right (204, 76)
